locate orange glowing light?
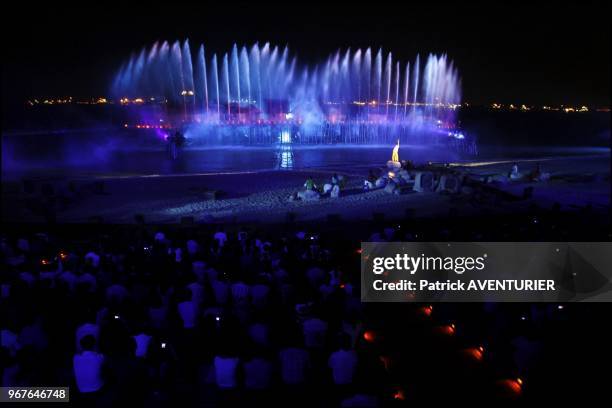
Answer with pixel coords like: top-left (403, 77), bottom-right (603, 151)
top-left (420, 305), bottom-right (433, 316)
top-left (463, 346), bottom-right (484, 361)
top-left (393, 389), bottom-right (406, 400)
top-left (363, 331), bottom-right (376, 343)
top-left (436, 324), bottom-right (455, 335)
top-left (498, 378), bottom-right (522, 396)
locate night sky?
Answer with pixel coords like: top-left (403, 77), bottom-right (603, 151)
top-left (3, 2), bottom-right (610, 107)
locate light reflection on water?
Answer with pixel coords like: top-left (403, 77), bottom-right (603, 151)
top-left (2, 128), bottom-right (608, 178)
top-left (275, 143), bottom-right (294, 170)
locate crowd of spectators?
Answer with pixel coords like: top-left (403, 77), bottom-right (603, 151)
top-left (1, 207), bottom-right (609, 406)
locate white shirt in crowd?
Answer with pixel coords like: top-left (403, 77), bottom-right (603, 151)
top-left (178, 300), bottom-right (198, 329)
top-left (213, 356), bottom-right (240, 389)
top-left (328, 349), bottom-right (358, 385)
top-left (231, 282), bottom-right (250, 304)
top-left (73, 351), bottom-right (104, 393)
top-left (133, 333), bottom-right (152, 358)
top-left (303, 318), bottom-right (328, 348)
top-left (187, 240), bottom-right (199, 255)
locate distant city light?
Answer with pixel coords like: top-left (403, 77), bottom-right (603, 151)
top-left (24, 95), bottom-right (604, 117)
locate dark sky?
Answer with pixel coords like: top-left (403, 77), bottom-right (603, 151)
top-left (2, 2), bottom-right (610, 107)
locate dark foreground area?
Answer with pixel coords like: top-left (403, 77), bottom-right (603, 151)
top-left (2, 207), bottom-right (610, 406)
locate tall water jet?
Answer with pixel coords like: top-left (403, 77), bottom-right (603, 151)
top-left (195, 44), bottom-right (209, 115)
top-left (181, 40), bottom-right (195, 114)
top-left (364, 48), bottom-right (372, 113)
top-left (221, 53), bottom-right (230, 117)
top-left (352, 49), bottom-right (362, 103)
top-left (250, 44), bottom-right (262, 112)
top-left (230, 44), bottom-right (240, 115)
top-left (240, 46), bottom-right (251, 106)
top-left (412, 54), bottom-right (420, 108)
top-left (403, 62), bottom-right (410, 117)
top-left (384, 52), bottom-right (392, 117)
top-left (210, 54), bottom-right (220, 118)
top-left (394, 61), bottom-right (400, 121)
top-left (374, 49), bottom-right (382, 112)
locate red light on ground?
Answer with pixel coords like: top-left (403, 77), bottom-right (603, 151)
top-left (420, 305), bottom-right (433, 316)
top-left (363, 331), bottom-right (376, 343)
top-left (435, 324), bottom-right (455, 336)
top-left (393, 389), bottom-right (406, 400)
top-left (498, 378), bottom-right (523, 397)
top-left (356, 248), bottom-right (363, 254)
top-left (40, 258), bottom-right (50, 266)
top-left (463, 346), bottom-right (484, 361)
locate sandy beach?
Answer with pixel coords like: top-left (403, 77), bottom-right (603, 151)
top-left (3, 153), bottom-right (608, 224)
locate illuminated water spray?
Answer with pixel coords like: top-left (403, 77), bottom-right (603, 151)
top-left (112, 40), bottom-right (463, 145)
